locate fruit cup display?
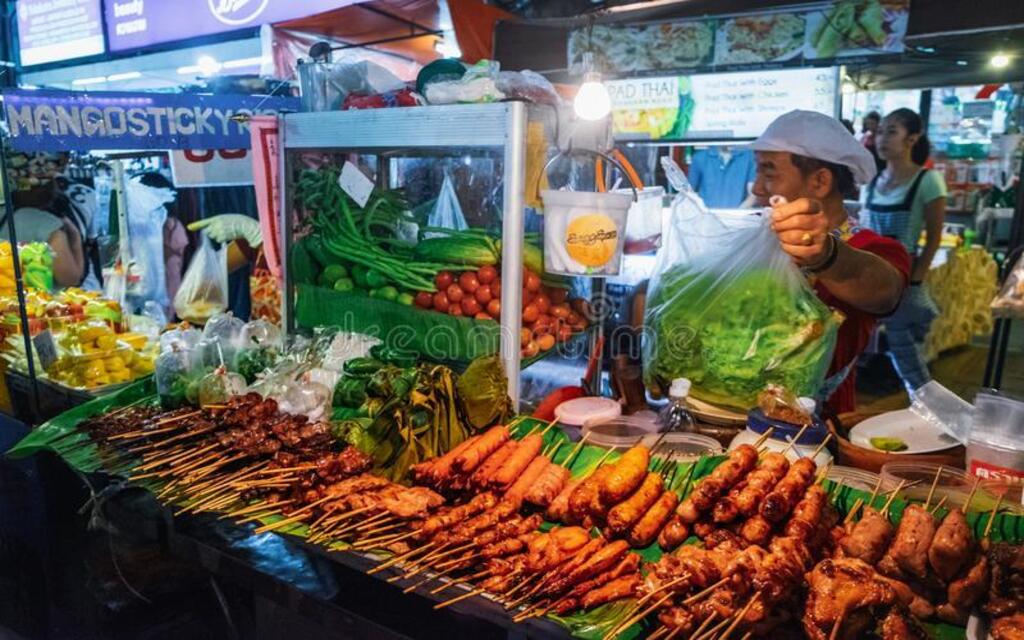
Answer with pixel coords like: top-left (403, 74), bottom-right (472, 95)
top-left (46, 322), bottom-right (157, 389)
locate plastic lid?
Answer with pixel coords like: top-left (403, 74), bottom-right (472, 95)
top-left (797, 397), bottom-right (817, 415)
top-left (669, 378), bottom-right (692, 399)
top-left (583, 415), bottom-right (658, 449)
top-left (746, 408), bottom-right (827, 445)
top-left (647, 432), bottom-right (724, 461)
top-left (827, 465), bottom-right (881, 493)
top-left (555, 396), bottom-right (622, 427)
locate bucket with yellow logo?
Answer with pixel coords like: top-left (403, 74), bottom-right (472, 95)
top-left (541, 190), bottom-right (634, 276)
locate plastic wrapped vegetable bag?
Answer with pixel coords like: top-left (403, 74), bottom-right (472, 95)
top-left (642, 179), bottom-right (841, 411)
top-left (173, 233), bottom-right (228, 324)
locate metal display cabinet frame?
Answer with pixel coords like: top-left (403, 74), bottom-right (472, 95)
top-left (278, 103), bottom-right (529, 406)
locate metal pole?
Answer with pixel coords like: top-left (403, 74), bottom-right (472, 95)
top-left (0, 138), bottom-right (41, 421)
top-left (279, 114), bottom-right (293, 334)
top-left (500, 102), bottom-right (527, 409)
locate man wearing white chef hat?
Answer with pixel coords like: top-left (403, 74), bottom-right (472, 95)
top-left (749, 109), bottom-right (911, 414)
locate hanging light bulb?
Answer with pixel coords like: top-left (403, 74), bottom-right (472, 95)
top-left (574, 52), bottom-right (611, 121)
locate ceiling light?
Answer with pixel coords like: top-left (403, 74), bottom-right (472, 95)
top-left (573, 53), bottom-right (611, 121)
top-left (957, 60), bottom-right (968, 66)
top-left (196, 55), bottom-right (222, 76)
top-left (71, 76), bottom-right (108, 86)
top-left (106, 71), bottom-right (142, 82)
top-left (991, 53), bottom-right (1011, 69)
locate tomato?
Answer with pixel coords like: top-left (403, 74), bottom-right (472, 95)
top-left (567, 311), bottom-right (582, 326)
top-left (558, 325), bottom-right (573, 342)
top-left (414, 291), bottom-right (434, 309)
top-left (550, 288), bottom-right (569, 304)
top-left (533, 293), bottom-right (551, 314)
top-left (474, 312), bottom-right (492, 321)
top-left (532, 314), bottom-right (554, 335)
top-left (459, 272), bottom-right (480, 294)
top-left (522, 303), bottom-right (540, 323)
top-left (432, 292), bottom-right (450, 313)
top-left (435, 271), bottom-right (454, 290)
top-left (537, 334), bottom-right (556, 351)
top-left (474, 285), bottom-right (493, 305)
top-left (524, 271), bottom-right (542, 292)
top-left (477, 265), bottom-right (497, 284)
top-left (491, 280), bottom-right (502, 297)
top-left (521, 341), bottom-right (539, 358)
top-left (520, 328), bottom-right (532, 347)
top-left (446, 284), bottom-right (465, 303)
top-left (522, 289), bottom-right (536, 308)
top-left (461, 297), bottom-right (481, 316)
top-left (486, 299), bottom-right (501, 317)
top-left (551, 303), bottom-right (571, 320)
top-left (449, 305), bottom-right (464, 317)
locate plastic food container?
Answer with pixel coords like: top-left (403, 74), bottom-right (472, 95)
top-left (555, 396), bottom-right (622, 427)
top-left (880, 463), bottom-right (978, 511)
top-left (645, 432), bottom-right (723, 462)
top-left (583, 415), bottom-right (658, 450)
top-left (729, 408), bottom-right (833, 468)
top-left (827, 465), bottom-right (881, 493)
top-left (541, 190), bottom-right (633, 276)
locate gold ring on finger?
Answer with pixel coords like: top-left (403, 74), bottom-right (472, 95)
top-left (801, 232), bottom-right (813, 246)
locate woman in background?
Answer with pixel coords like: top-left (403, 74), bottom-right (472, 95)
top-left (5, 184), bottom-right (85, 287)
top-left (859, 108), bottom-right (947, 392)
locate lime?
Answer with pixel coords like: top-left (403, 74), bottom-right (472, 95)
top-left (351, 265), bottom-right (369, 288)
top-left (366, 269), bottom-right (388, 289)
top-left (376, 286), bottom-right (399, 302)
top-left (333, 278), bottom-right (355, 292)
top-left (323, 264), bottom-right (349, 282)
top-left (870, 437), bottom-right (908, 452)
top-left (397, 292), bottom-right (415, 306)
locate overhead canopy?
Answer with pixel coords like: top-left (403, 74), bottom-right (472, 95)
top-left (493, 0), bottom-right (1024, 89)
top-left (270, 0), bottom-right (441, 81)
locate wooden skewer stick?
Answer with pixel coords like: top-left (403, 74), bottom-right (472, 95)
top-left (539, 418), bottom-right (559, 437)
top-left (694, 615), bottom-right (731, 640)
top-left (561, 433), bottom-right (591, 468)
top-left (155, 410), bottom-right (202, 425)
top-left (430, 568), bottom-right (493, 595)
top-left (816, 461), bottom-right (834, 485)
top-left (357, 529), bottom-right (419, 551)
top-left (367, 542), bottom-right (438, 574)
top-left (543, 439), bottom-right (565, 459)
top-left (605, 592), bottom-right (674, 640)
top-left (782, 423), bottom-right (812, 456)
top-left (355, 519), bottom-right (406, 539)
top-left (682, 576), bottom-right (730, 606)
top-left (402, 560), bottom-right (464, 594)
top-left (434, 586), bottom-right (486, 610)
top-left (402, 543), bottom-right (475, 580)
top-left (646, 626), bottom-right (669, 640)
top-left (222, 499), bottom-right (293, 519)
top-left (810, 434), bottom-right (834, 462)
top-left (828, 609), bottom-right (846, 640)
top-left (718, 591), bottom-right (759, 640)
top-left (843, 498), bottom-right (865, 526)
top-left (512, 599), bottom-right (550, 623)
top-left (257, 465), bottom-right (318, 475)
top-left (753, 427), bottom-right (775, 449)
top-left (687, 611), bottom-right (719, 640)
top-left (633, 575), bottom-right (690, 609)
top-left (354, 511), bottom-right (394, 531)
top-left (924, 466), bottom-right (945, 511)
top-left (866, 475), bottom-right (885, 508)
top-left (984, 493), bottom-right (1005, 540)
top-left (252, 495), bottom-right (335, 534)
top-left (962, 476), bottom-right (982, 514)
top-left (930, 496), bottom-right (949, 516)
top-left (880, 480), bottom-right (908, 518)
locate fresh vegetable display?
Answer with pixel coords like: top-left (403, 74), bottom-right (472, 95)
top-left (644, 268), bottom-right (840, 411)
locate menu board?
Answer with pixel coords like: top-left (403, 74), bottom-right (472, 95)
top-left (607, 67), bottom-right (838, 142)
top-left (569, 0), bottom-right (910, 75)
top-left (17, 0), bottom-right (105, 66)
top-left (105, 0), bottom-right (357, 52)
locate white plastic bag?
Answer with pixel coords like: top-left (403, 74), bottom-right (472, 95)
top-left (174, 234), bottom-right (228, 324)
top-left (642, 175), bottom-right (840, 410)
top-left (424, 174), bottom-right (468, 238)
top-left (909, 381), bottom-right (974, 445)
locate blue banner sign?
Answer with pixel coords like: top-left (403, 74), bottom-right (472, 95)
top-left (2, 89), bottom-right (299, 152)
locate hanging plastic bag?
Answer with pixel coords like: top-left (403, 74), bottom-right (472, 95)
top-left (424, 173), bottom-right (468, 238)
top-left (125, 176), bottom-right (174, 313)
top-left (642, 177), bottom-right (841, 411)
top-left (173, 234), bottom-right (228, 324)
top-left (991, 251), bottom-right (1024, 319)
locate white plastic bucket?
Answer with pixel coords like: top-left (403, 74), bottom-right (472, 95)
top-left (617, 186), bottom-right (664, 253)
top-left (541, 189), bottom-right (633, 276)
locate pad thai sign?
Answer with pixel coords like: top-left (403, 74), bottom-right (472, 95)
top-left (568, 0), bottom-right (910, 75)
top-left (2, 89), bottom-right (299, 152)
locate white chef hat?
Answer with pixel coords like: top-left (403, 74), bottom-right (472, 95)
top-left (749, 110), bottom-right (878, 185)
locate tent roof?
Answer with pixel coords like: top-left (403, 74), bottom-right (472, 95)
top-left (274, 0), bottom-right (441, 65)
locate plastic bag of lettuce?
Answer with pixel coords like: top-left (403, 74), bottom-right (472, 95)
top-left (642, 174), bottom-right (841, 412)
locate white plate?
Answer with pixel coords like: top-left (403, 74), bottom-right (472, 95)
top-left (849, 409), bottom-right (959, 454)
